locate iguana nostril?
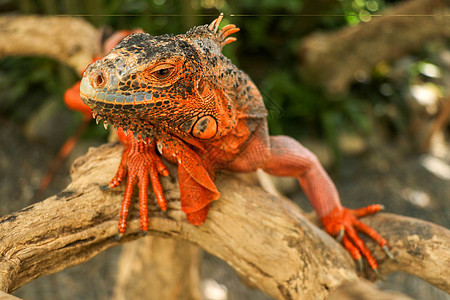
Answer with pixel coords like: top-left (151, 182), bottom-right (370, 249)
top-left (92, 71), bottom-right (107, 88)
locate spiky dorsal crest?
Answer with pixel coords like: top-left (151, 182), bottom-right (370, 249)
top-left (185, 13), bottom-right (240, 50)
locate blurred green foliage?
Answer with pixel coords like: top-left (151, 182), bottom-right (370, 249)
top-left (0, 0), bottom-right (447, 161)
top-left (0, 57), bottom-right (67, 123)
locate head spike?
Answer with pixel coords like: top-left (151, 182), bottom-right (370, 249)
top-left (208, 13), bottom-right (224, 32)
top-left (220, 24), bottom-right (236, 34)
top-left (217, 17), bottom-right (240, 48)
top-left (220, 27), bottom-right (240, 39)
top-left (222, 37), bottom-right (237, 46)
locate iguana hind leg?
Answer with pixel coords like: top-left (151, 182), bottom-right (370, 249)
top-left (263, 136), bottom-right (389, 270)
top-left (228, 133), bottom-right (390, 270)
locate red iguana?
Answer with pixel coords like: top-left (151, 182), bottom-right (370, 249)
top-left (80, 15), bottom-right (393, 272)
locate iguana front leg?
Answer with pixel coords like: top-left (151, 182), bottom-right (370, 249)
top-left (112, 128), bottom-right (220, 233)
top-left (111, 128), bottom-right (169, 234)
top-left (228, 134), bottom-right (390, 271)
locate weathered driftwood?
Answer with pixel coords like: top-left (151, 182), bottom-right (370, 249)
top-left (112, 237), bottom-right (202, 300)
top-left (0, 16), bottom-right (99, 73)
top-left (326, 279), bottom-right (414, 300)
top-left (0, 291), bottom-right (21, 300)
top-left (299, 0), bottom-right (450, 94)
top-left (0, 143), bottom-right (449, 299)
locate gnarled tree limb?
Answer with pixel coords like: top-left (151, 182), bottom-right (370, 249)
top-left (112, 237), bottom-right (203, 300)
top-left (0, 16), bottom-right (99, 73)
top-left (0, 143), bottom-right (449, 299)
top-left (299, 0), bottom-right (450, 94)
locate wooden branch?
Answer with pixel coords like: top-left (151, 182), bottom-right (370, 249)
top-left (327, 279), bottom-right (414, 300)
top-left (112, 237), bottom-right (202, 300)
top-left (0, 16), bottom-right (100, 73)
top-left (0, 291), bottom-right (21, 300)
top-left (299, 0), bottom-right (450, 94)
top-left (0, 143), bottom-right (449, 299)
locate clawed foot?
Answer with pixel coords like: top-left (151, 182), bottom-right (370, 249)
top-left (321, 204), bottom-right (395, 274)
top-left (111, 128), bottom-right (169, 234)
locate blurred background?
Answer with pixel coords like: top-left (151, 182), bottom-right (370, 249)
top-left (0, 0), bottom-right (449, 299)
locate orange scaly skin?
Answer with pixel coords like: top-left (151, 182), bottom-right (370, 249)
top-left (80, 15), bottom-right (391, 271)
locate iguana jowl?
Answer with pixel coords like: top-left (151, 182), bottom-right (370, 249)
top-left (80, 15), bottom-right (392, 271)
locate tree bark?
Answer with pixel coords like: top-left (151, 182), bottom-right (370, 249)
top-left (112, 237), bottom-right (202, 300)
top-left (0, 143), bottom-right (449, 299)
top-left (299, 0), bottom-right (450, 94)
top-left (0, 16), bottom-right (99, 73)
top-left (0, 291), bottom-right (21, 300)
top-left (326, 279), bottom-right (414, 300)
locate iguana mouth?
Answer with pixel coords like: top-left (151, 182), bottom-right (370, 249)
top-left (80, 76), bottom-right (154, 109)
top-left (80, 75), bottom-right (161, 137)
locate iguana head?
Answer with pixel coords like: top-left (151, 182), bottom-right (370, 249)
top-left (80, 14), bottom-right (240, 141)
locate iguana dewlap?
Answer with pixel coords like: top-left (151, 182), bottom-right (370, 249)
top-left (80, 15), bottom-right (392, 271)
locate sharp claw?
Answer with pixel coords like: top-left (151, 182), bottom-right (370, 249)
top-left (356, 258), bottom-right (363, 273)
top-left (157, 141), bottom-right (163, 155)
top-left (372, 268), bottom-right (386, 281)
top-left (141, 230), bottom-right (147, 237)
top-left (100, 184), bottom-right (111, 191)
top-left (336, 228), bottom-right (345, 243)
top-left (379, 204), bottom-right (385, 210)
top-left (383, 245), bottom-right (397, 262)
top-left (115, 232), bottom-right (123, 241)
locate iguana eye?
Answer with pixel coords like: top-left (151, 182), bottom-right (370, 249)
top-left (143, 62), bottom-right (179, 84)
top-left (152, 67), bottom-right (173, 79)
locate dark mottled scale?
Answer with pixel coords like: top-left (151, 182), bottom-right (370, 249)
top-left (123, 104), bottom-right (135, 111)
